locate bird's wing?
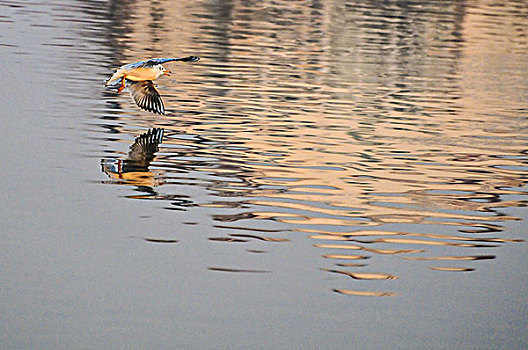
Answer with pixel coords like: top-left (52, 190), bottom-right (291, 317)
top-left (121, 60), bottom-right (148, 70)
top-left (128, 128), bottom-right (165, 161)
top-left (128, 80), bottom-right (165, 115)
top-left (142, 56), bottom-right (200, 67)
top-left (110, 56), bottom-right (199, 71)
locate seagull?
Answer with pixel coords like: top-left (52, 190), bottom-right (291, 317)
top-left (105, 56), bottom-right (200, 114)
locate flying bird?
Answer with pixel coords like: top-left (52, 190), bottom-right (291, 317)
top-left (105, 56), bottom-right (200, 114)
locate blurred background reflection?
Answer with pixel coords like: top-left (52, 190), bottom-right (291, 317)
top-left (1, 0), bottom-right (527, 349)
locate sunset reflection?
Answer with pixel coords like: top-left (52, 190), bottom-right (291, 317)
top-left (2, 0), bottom-right (527, 348)
top-left (333, 289), bottom-right (397, 297)
top-left (93, 0), bottom-right (527, 296)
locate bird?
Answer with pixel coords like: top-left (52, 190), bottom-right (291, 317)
top-left (105, 56), bottom-right (200, 114)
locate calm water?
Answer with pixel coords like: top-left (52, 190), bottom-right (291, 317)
top-left (1, 0), bottom-right (527, 349)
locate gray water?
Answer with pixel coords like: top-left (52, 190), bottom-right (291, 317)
top-left (1, 0), bottom-right (527, 349)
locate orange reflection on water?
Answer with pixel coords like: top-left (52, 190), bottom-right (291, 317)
top-left (315, 244), bottom-right (423, 256)
top-left (324, 269), bottom-right (398, 281)
top-left (308, 229), bottom-right (524, 247)
top-left (94, 0), bottom-right (528, 296)
top-left (333, 289), bottom-right (397, 297)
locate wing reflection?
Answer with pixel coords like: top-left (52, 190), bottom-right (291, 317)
top-left (100, 128), bottom-right (195, 207)
top-left (101, 128), bottom-right (165, 187)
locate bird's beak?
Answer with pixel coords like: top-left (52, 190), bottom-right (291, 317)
top-left (163, 70), bottom-right (171, 76)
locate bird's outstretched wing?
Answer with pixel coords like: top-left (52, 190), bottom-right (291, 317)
top-left (128, 80), bottom-right (165, 115)
top-left (142, 56), bottom-right (200, 67)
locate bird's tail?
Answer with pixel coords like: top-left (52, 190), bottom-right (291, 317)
top-left (105, 68), bottom-right (126, 87)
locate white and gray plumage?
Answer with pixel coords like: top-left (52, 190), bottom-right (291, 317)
top-left (105, 56), bottom-right (200, 114)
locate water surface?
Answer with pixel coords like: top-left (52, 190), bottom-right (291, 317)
top-left (1, 0), bottom-right (527, 349)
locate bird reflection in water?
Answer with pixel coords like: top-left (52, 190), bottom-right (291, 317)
top-left (101, 128), bottom-right (165, 189)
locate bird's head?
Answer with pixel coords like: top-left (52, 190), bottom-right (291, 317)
top-left (156, 65), bottom-right (171, 77)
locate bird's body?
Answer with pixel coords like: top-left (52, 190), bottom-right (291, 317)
top-left (109, 67), bottom-right (163, 83)
top-left (105, 56), bottom-right (199, 114)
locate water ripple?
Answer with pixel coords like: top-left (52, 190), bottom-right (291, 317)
top-left (64, 0), bottom-right (528, 296)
